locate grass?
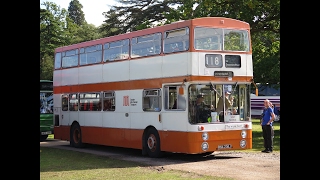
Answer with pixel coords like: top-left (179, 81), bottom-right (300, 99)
top-left (40, 147), bottom-right (231, 180)
top-left (41, 119), bottom-right (279, 179)
top-left (247, 119), bottom-right (280, 152)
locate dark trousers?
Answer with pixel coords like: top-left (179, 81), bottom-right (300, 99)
top-left (262, 125), bottom-right (273, 150)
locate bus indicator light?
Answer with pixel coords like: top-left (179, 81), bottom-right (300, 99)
top-left (198, 126), bottom-right (204, 131)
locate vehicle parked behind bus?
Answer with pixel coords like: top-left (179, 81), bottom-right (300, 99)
top-left (40, 80), bottom-right (54, 141)
top-left (251, 84), bottom-right (280, 121)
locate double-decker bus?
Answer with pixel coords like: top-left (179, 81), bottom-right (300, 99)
top-left (53, 17), bottom-right (253, 157)
top-left (40, 80), bottom-right (54, 141)
top-left (251, 83), bottom-right (280, 121)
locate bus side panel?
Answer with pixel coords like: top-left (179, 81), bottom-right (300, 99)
top-left (103, 61), bottom-right (129, 83)
top-left (162, 53), bottom-right (190, 77)
top-left (53, 70), bottom-right (62, 90)
top-left (54, 126), bottom-right (70, 141)
top-left (130, 56), bottom-right (162, 80)
top-left (54, 125), bottom-right (252, 153)
top-left (79, 65), bottom-right (102, 85)
top-left (61, 68), bottom-right (78, 86)
top-left (80, 127), bottom-right (143, 149)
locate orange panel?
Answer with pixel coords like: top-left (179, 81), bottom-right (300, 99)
top-left (53, 76), bottom-right (252, 94)
top-left (55, 126), bottom-right (252, 154)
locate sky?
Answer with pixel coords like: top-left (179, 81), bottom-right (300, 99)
top-left (40, 0), bottom-right (117, 27)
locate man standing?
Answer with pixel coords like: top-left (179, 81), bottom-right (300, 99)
top-left (261, 99), bottom-right (275, 153)
top-left (216, 91), bottom-right (234, 122)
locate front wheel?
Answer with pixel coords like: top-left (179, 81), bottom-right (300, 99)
top-left (144, 128), bottom-right (163, 158)
top-left (70, 123), bottom-right (84, 148)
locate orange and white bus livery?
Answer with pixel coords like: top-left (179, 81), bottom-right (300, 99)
top-left (53, 17), bottom-right (253, 158)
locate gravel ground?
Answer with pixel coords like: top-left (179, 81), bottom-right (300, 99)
top-left (128, 151), bottom-right (280, 180)
top-left (41, 140), bottom-right (280, 180)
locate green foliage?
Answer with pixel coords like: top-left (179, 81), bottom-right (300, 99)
top-left (40, 1), bottom-right (69, 79)
top-left (100, 0), bottom-right (172, 35)
top-left (250, 119), bottom-right (280, 152)
top-left (223, 31), bottom-right (248, 51)
top-left (64, 17), bottom-right (103, 44)
top-left (41, 54), bottom-right (54, 80)
top-left (40, 1), bottom-right (103, 79)
top-left (67, 0), bottom-right (86, 26)
top-left (252, 31), bottom-right (280, 84)
top-left (100, 0), bottom-right (280, 86)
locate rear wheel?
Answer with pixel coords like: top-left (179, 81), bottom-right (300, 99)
top-left (70, 123), bottom-right (84, 148)
top-left (144, 128), bottom-right (163, 158)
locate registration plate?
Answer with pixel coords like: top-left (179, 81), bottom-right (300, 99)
top-left (41, 131), bottom-right (52, 135)
top-left (218, 144), bottom-right (232, 149)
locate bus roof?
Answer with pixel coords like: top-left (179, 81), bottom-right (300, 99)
top-left (55, 17), bottom-right (250, 53)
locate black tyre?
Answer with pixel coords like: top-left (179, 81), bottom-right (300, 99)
top-left (40, 135), bottom-right (48, 142)
top-left (201, 151), bottom-right (214, 156)
top-left (70, 123), bottom-right (84, 148)
top-left (144, 128), bottom-right (163, 158)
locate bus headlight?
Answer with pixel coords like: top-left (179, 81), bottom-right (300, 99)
top-left (240, 139), bottom-right (246, 148)
top-left (202, 132), bottom-right (209, 141)
top-left (241, 130), bottom-right (247, 138)
top-left (201, 142), bottom-right (209, 151)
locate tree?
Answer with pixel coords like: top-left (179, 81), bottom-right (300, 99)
top-left (251, 31), bottom-right (280, 87)
top-left (66, 19), bottom-right (103, 44)
top-left (40, 1), bottom-right (104, 79)
top-left (99, 0), bottom-right (172, 36)
top-left (68, 0), bottom-right (86, 26)
top-left (40, 1), bottom-right (69, 80)
top-left (100, 0), bottom-right (280, 85)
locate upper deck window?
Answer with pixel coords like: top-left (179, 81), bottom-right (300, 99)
top-left (62, 49), bottom-right (79, 68)
top-left (224, 29), bottom-right (249, 51)
top-left (131, 33), bottom-right (161, 58)
top-left (80, 45), bottom-right (102, 65)
top-left (194, 27), bottom-right (250, 52)
top-left (194, 27), bottom-right (222, 50)
top-left (54, 52), bottom-right (62, 69)
top-left (163, 27), bottom-right (189, 54)
top-left (104, 39), bottom-right (129, 62)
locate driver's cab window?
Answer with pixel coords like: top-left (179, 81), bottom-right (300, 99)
top-left (188, 84), bottom-right (216, 124)
top-left (216, 85), bottom-right (238, 122)
top-left (188, 83), bottom-right (249, 124)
